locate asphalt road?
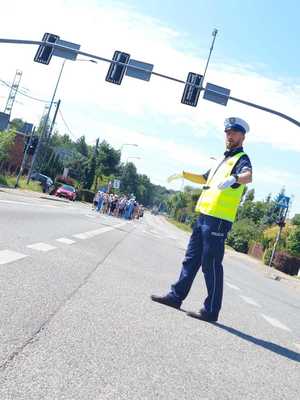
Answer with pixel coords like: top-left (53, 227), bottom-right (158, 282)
top-left (0, 189), bottom-right (299, 399)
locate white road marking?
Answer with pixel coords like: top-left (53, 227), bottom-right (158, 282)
top-left (261, 314), bottom-right (291, 332)
top-left (225, 282), bottom-right (241, 291)
top-left (56, 238), bottom-right (76, 245)
top-left (294, 343), bottom-right (300, 351)
top-left (239, 295), bottom-right (261, 307)
top-left (0, 250), bottom-right (27, 265)
top-left (27, 243), bottom-right (56, 252)
top-left (73, 226), bottom-right (113, 240)
top-left (0, 199), bottom-right (58, 208)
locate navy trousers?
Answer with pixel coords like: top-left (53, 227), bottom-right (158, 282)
top-left (170, 214), bottom-right (231, 317)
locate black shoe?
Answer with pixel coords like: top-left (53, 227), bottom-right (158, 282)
top-left (186, 308), bottom-right (218, 322)
top-left (151, 294), bottom-right (181, 310)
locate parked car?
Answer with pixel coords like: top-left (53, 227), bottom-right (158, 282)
top-left (55, 184), bottom-right (77, 201)
top-left (30, 173), bottom-right (54, 193)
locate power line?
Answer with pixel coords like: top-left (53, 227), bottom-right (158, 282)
top-left (57, 108), bottom-right (79, 141)
top-left (0, 78), bottom-right (51, 103)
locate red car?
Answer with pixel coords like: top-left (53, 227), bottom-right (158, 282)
top-left (56, 184), bottom-right (77, 201)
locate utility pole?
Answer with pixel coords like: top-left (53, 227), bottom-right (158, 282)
top-left (15, 127), bottom-right (35, 187)
top-left (47, 99), bottom-right (61, 141)
top-left (27, 61), bottom-right (66, 183)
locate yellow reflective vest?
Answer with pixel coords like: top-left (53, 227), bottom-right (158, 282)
top-left (196, 152), bottom-right (246, 222)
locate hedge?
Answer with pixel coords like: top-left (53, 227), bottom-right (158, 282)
top-left (272, 251), bottom-right (300, 276)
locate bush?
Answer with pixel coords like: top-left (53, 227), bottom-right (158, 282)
top-left (272, 251), bottom-right (300, 276)
top-left (263, 247), bottom-right (273, 265)
top-left (286, 226), bottom-right (300, 257)
top-left (226, 218), bottom-right (259, 254)
top-left (77, 189), bottom-right (95, 203)
top-left (55, 175), bottom-right (75, 186)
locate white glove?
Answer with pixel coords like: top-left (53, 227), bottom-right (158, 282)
top-left (217, 175), bottom-right (237, 190)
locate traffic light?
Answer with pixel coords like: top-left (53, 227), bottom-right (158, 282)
top-left (28, 136), bottom-right (39, 156)
top-left (181, 72), bottom-right (203, 107)
top-left (34, 33), bottom-right (60, 65)
top-left (106, 51), bottom-right (130, 85)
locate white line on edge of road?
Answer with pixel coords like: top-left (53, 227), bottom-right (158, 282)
top-left (239, 295), bottom-right (261, 307)
top-left (56, 238), bottom-right (76, 245)
top-left (225, 282), bottom-right (241, 291)
top-left (261, 314), bottom-right (291, 332)
top-left (27, 243), bottom-right (57, 252)
top-left (0, 250), bottom-right (27, 265)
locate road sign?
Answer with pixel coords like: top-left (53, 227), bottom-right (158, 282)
top-left (113, 179), bottom-right (121, 189)
top-left (276, 194), bottom-right (290, 209)
top-left (34, 33), bottom-right (60, 65)
top-left (53, 39), bottom-right (80, 61)
top-left (203, 83), bottom-right (230, 106)
top-left (0, 112), bottom-right (10, 131)
top-left (20, 122), bottom-right (33, 135)
top-left (106, 51), bottom-right (130, 85)
top-left (181, 72), bottom-right (203, 107)
top-left (125, 59), bottom-right (154, 81)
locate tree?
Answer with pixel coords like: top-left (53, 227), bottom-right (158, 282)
top-left (292, 214), bottom-right (300, 226)
top-left (75, 136), bottom-right (89, 158)
top-left (286, 226), bottom-right (300, 257)
top-left (9, 118), bottom-right (25, 132)
top-left (97, 141), bottom-right (121, 176)
top-left (120, 162), bottom-right (139, 196)
top-left (227, 218), bottom-right (259, 253)
top-left (0, 130), bottom-right (16, 164)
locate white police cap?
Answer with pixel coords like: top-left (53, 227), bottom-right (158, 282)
top-left (224, 117), bottom-right (250, 134)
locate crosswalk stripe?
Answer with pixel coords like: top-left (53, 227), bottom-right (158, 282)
top-left (261, 314), bottom-right (291, 332)
top-left (27, 243), bottom-right (56, 252)
top-left (225, 282), bottom-right (241, 291)
top-left (56, 238), bottom-right (76, 245)
top-left (239, 295), bottom-right (261, 307)
top-left (0, 250), bottom-right (27, 265)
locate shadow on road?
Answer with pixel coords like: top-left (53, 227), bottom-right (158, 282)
top-left (214, 322), bottom-right (300, 362)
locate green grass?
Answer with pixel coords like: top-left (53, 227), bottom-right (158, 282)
top-left (0, 175), bottom-right (42, 192)
top-left (167, 218), bottom-right (192, 233)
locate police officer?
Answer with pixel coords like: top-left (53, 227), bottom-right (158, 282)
top-left (151, 117), bottom-right (253, 322)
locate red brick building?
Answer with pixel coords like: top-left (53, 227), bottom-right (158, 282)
top-left (3, 131), bottom-right (31, 174)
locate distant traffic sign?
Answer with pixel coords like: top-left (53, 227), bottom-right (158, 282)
top-left (276, 194), bottom-right (290, 209)
top-left (181, 72), bottom-right (203, 107)
top-left (34, 33), bottom-right (59, 65)
top-left (203, 83), bottom-right (230, 106)
top-left (126, 59), bottom-right (154, 81)
top-left (106, 51), bottom-right (130, 85)
top-left (53, 39), bottom-right (80, 61)
top-left (113, 179), bottom-right (121, 189)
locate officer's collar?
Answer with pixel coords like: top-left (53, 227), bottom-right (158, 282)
top-left (224, 146), bottom-right (244, 158)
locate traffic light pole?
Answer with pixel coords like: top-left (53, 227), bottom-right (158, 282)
top-left (27, 60), bottom-right (65, 183)
top-left (0, 37), bottom-right (299, 128)
top-left (15, 127), bottom-right (35, 188)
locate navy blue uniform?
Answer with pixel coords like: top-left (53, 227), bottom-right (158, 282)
top-left (168, 147), bottom-right (252, 318)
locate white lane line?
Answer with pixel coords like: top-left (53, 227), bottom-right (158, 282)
top-left (239, 295), bottom-right (261, 307)
top-left (56, 238), bottom-right (76, 245)
top-left (0, 199), bottom-right (58, 208)
top-left (261, 314), bottom-right (291, 332)
top-left (73, 226), bottom-right (113, 240)
top-left (27, 243), bottom-right (56, 252)
top-left (0, 250), bottom-right (27, 265)
top-left (225, 282), bottom-right (241, 291)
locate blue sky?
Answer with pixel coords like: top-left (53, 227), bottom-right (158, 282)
top-left (0, 0), bottom-right (299, 214)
